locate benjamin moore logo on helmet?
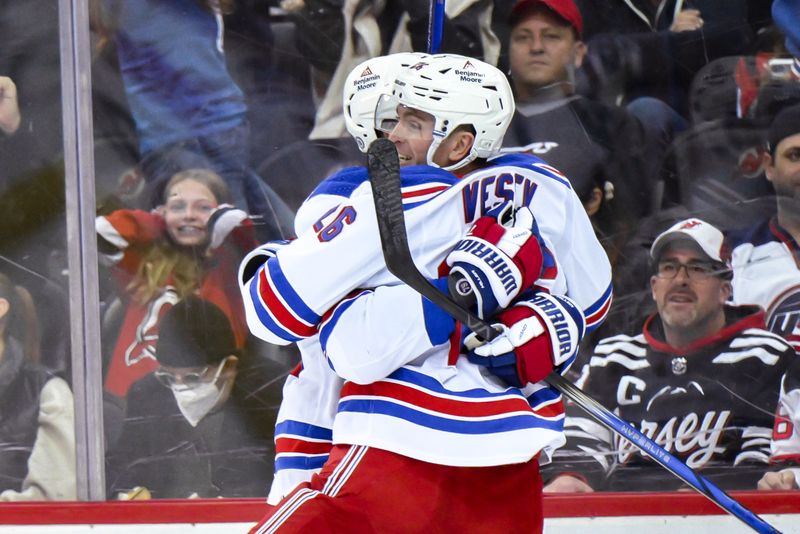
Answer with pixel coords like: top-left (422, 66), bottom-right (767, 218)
top-left (354, 65), bottom-right (380, 91)
top-left (455, 61), bottom-right (484, 83)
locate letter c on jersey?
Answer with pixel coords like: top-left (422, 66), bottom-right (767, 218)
top-left (617, 376), bottom-right (646, 406)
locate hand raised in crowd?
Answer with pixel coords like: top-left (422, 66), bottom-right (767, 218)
top-left (543, 475), bottom-right (595, 493)
top-left (670, 9), bottom-right (704, 32)
top-left (757, 470), bottom-right (797, 490)
top-left (0, 76), bottom-right (21, 135)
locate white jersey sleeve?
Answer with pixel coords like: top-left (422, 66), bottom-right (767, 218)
top-left (241, 165), bottom-right (462, 345)
top-left (319, 283), bottom-right (456, 384)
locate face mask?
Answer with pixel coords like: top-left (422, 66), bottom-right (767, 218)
top-left (170, 359), bottom-right (230, 427)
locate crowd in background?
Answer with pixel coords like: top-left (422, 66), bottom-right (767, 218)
top-left (0, 0), bottom-right (799, 501)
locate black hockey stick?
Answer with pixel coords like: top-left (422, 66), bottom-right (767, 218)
top-left (366, 138), bottom-right (780, 534)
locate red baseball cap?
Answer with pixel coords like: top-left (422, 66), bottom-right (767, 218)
top-left (509, 0), bottom-right (583, 37)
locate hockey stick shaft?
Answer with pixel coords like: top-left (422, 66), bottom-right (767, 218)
top-left (366, 138), bottom-right (780, 534)
top-left (427, 0), bottom-right (446, 53)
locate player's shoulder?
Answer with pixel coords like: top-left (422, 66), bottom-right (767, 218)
top-left (307, 164), bottom-right (458, 198)
top-left (306, 166), bottom-right (368, 200)
top-left (487, 153), bottom-right (573, 190)
top-left (400, 164), bottom-right (460, 187)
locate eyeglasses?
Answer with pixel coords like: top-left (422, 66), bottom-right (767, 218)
top-left (154, 358), bottom-right (228, 388)
top-left (154, 366), bottom-right (210, 388)
top-left (656, 260), bottom-right (723, 281)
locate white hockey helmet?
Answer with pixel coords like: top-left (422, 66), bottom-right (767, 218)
top-left (343, 52), bottom-right (430, 153)
top-left (377, 54), bottom-right (515, 171)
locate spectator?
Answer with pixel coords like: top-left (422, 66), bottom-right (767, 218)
top-left (0, 0), bottom-right (62, 180)
top-left (221, 0), bottom-right (315, 160)
top-left (758, 349), bottom-right (800, 490)
top-left (97, 168), bottom-right (258, 399)
top-left (285, 0), bottom-right (500, 139)
top-left (500, 0), bottom-right (652, 265)
top-left (728, 103), bottom-right (800, 492)
top-left (574, 0), bottom-right (754, 118)
top-left (96, 0), bottom-right (293, 238)
top-left (0, 272), bottom-right (76, 501)
top-left (0, 75), bottom-right (72, 378)
top-left (545, 218), bottom-right (798, 492)
top-left (0, 1), bottom-right (71, 337)
top-left (106, 296), bottom-right (281, 498)
top-left (729, 104), bottom-right (800, 352)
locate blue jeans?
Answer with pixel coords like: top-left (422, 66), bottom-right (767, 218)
top-left (140, 122), bottom-right (294, 239)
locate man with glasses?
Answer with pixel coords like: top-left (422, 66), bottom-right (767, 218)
top-left (105, 296), bottom-right (282, 499)
top-left (542, 218), bottom-right (798, 493)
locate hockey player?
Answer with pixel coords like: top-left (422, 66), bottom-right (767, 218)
top-left (241, 52), bottom-right (431, 504)
top-left (546, 218), bottom-right (798, 493)
top-left (243, 54), bottom-right (611, 533)
top-left (243, 53), bottom-right (430, 503)
top-left (728, 103), bottom-right (800, 490)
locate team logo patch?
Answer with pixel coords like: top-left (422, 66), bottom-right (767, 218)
top-left (454, 277), bottom-right (473, 297)
top-left (671, 357), bottom-right (687, 375)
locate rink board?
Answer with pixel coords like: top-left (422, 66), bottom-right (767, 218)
top-left (0, 493), bottom-right (798, 533)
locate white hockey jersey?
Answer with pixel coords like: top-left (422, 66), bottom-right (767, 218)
top-left (729, 217), bottom-right (800, 486)
top-left (242, 154), bottom-right (612, 474)
top-left (730, 218), bottom-right (800, 352)
top-left (267, 337), bottom-right (343, 503)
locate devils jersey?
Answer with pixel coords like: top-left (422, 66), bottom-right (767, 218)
top-left (551, 305), bottom-right (798, 491)
top-left (729, 218), bottom-right (800, 353)
top-left (242, 154), bottom-right (612, 470)
top-left (98, 209), bottom-right (256, 398)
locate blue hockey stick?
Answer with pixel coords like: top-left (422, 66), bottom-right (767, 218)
top-left (366, 138), bottom-right (781, 534)
top-left (427, 0), bottom-right (446, 53)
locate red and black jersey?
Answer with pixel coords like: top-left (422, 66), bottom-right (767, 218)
top-left (98, 209), bottom-right (257, 398)
top-left (545, 305), bottom-right (799, 491)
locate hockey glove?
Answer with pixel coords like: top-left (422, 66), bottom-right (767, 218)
top-left (446, 205), bottom-right (543, 319)
top-left (207, 204), bottom-right (250, 251)
top-left (465, 293), bottom-right (585, 387)
top-left (238, 239), bottom-right (292, 285)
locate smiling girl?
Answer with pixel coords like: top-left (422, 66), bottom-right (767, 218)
top-left (97, 169), bottom-right (258, 399)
